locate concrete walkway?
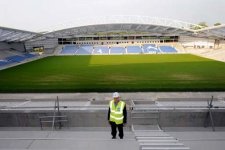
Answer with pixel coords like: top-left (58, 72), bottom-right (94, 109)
top-left (165, 127), bottom-right (225, 150)
top-left (1, 127), bottom-right (225, 150)
top-left (0, 128), bottom-right (139, 150)
top-left (0, 92), bottom-right (225, 101)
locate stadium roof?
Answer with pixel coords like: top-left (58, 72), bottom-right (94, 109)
top-left (1, 16), bottom-right (225, 42)
top-left (0, 26), bottom-right (40, 42)
top-left (195, 24), bottom-right (225, 39)
top-left (41, 16), bottom-right (198, 38)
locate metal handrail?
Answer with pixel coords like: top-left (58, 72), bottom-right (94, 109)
top-left (2, 105), bottom-right (225, 110)
top-left (39, 96), bottom-right (67, 130)
top-left (204, 96), bottom-right (215, 131)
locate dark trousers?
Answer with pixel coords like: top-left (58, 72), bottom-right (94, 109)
top-left (110, 121), bottom-right (124, 138)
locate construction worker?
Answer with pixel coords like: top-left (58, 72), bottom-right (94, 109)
top-left (108, 92), bottom-right (127, 139)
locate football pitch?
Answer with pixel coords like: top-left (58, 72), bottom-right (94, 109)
top-left (0, 54), bottom-right (225, 92)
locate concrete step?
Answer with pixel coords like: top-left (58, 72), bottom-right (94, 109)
top-left (135, 132), bottom-right (169, 137)
top-left (138, 139), bottom-right (179, 143)
top-left (134, 130), bottom-right (162, 133)
top-left (132, 125), bottom-right (190, 150)
top-left (131, 116), bottom-right (159, 119)
top-left (131, 110), bottom-right (159, 114)
top-left (133, 107), bottom-right (159, 111)
top-left (132, 125), bottom-right (161, 131)
top-left (140, 143), bottom-right (184, 147)
top-left (131, 110), bottom-right (158, 112)
top-left (132, 119), bottom-right (158, 125)
top-left (137, 136), bottom-right (175, 140)
top-left (141, 146), bottom-right (190, 150)
top-left (131, 112), bottom-right (159, 118)
top-left (131, 113), bottom-right (159, 119)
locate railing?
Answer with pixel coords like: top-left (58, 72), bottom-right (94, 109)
top-left (0, 96), bottom-right (224, 131)
top-left (38, 96), bottom-right (68, 130)
top-left (39, 115), bottom-right (68, 130)
top-left (204, 96), bottom-right (215, 131)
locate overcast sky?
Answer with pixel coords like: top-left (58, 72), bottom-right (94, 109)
top-left (0, 0), bottom-right (225, 32)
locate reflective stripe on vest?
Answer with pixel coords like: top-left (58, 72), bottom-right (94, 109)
top-left (109, 100), bottom-right (125, 124)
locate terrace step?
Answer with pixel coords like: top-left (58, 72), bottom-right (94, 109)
top-left (131, 111), bottom-right (159, 125)
top-left (141, 147), bottom-right (190, 150)
top-left (137, 137), bottom-right (175, 140)
top-left (140, 143), bottom-right (184, 147)
top-left (132, 125), bottom-right (190, 150)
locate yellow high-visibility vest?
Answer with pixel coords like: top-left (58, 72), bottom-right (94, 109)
top-left (109, 100), bottom-right (125, 125)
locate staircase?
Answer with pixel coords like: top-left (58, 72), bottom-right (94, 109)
top-left (132, 125), bottom-right (190, 150)
top-left (54, 45), bottom-right (63, 55)
top-left (131, 107), bottom-right (190, 150)
top-left (174, 43), bottom-right (185, 53)
top-left (131, 109), bottom-right (160, 125)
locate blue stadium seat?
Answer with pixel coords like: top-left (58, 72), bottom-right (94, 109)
top-left (143, 44), bottom-right (160, 53)
top-left (60, 44), bottom-right (177, 55)
top-left (0, 53), bottom-right (37, 67)
top-left (127, 46), bottom-right (142, 54)
top-left (0, 60), bottom-right (12, 66)
top-left (6, 55), bottom-right (26, 62)
top-left (110, 47), bottom-right (126, 54)
top-left (76, 45), bottom-right (93, 55)
top-left (159, 46), bottom-right (177, 53)
top-left (23, 53), bottom-right (36, 58)
top-left (61, 45), bottom-right (78, 54)
top-left (93, 46), bottom-right (109, 54)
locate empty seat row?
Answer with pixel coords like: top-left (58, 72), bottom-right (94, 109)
top-left (76, 45), bottom-right (93, 54)
top-left (159, 46), bottom-right (177, 53)
top-left (0, 60), bottom-right (13, 66)
top-left (127, 46), bottom-right (142, 54)
top-left (60, 45), bottom-right (177, 55)
top-left (93, 46), bottom-right (109, 54)
top-left (143, 44), bottom-right (160, 53)
top-left (60, 45), bottom-right (79, 54)
top-left (0, 53), bottom-right (37, 67)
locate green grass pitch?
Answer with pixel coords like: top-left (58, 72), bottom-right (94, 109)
top-left (0, 54), bottom-right (225, 92)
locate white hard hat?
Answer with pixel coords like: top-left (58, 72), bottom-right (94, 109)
top-left (113, 92), bottom-right (120, 98)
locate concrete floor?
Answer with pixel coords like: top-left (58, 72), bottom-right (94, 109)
top-left (0, 92), bottom-right (225, 101)
top-left (0, 127), bottom-right (225, 150)
top-left (0, 128), bottom-right (139, 150)
top-left (164, 127), bottom-right (225, 150)
top-left (0, 92), bottom-right (225, 110)
top-left (0, 92), bottom-right (225, 150)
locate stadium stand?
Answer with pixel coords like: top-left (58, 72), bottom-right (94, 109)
top-left (0, 50), bottom-right (23, 59)
top-left (6, 55), bottom-right (26, 63)
top-left (93, 46), bottom-right (109, 54)
top-left (127, 46), bottom-right (143, 54)
top-left (23, 53), bottom-right (36, 59)
top-left (0, 60), bottom-right (12, 66)
top-left (60, 45), bottom-right (78, 54)
top-left (59, 44), bottom-right (180, 55)
top-left (110, 47), bottom-right (126, 54)
top-left (0, 49), bottom-right (38, 67)
top-left (143, 44), bottom-right (160, 53)
top-left (76, 45), bottom-right (93, 55)
top-left (159, 46), bottom-right (177, 53)
top-left (185, 48), bottom-right (225, 62)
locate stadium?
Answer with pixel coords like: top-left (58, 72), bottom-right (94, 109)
top-left (1, 16), bottom-right (225, 92)
top-left (0, 16), bottom-right (225, 150)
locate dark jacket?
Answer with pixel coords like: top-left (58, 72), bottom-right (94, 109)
top-left (108, 103), bottom-right (127, 124)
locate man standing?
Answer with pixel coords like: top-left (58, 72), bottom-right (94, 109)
top-left (108, 92), bottom-right (127, 139)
